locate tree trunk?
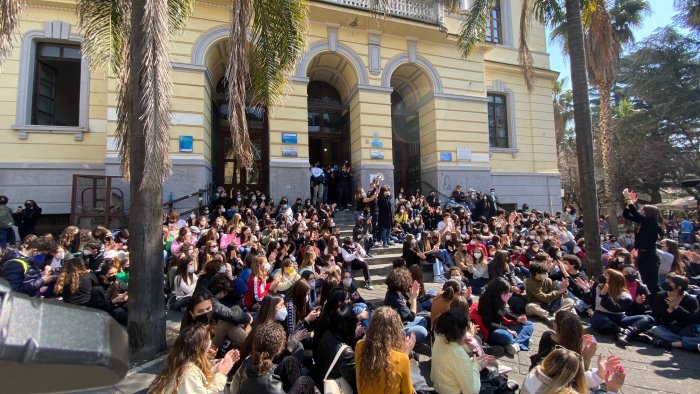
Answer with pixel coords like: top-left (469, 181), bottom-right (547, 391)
top-left (565, 0), bottom-right (603, 277)
top-left (126, 0), bottom-right (167, 360)
top-left (598, 86), bottom-right (618, 236)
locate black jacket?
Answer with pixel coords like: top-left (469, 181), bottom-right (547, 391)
top-left (377, 194), bottom-right (393, 229)
top-left (313, 331), bottom-right (357, 393)
top-left (652, 291), bottom-right (699, 333)
top-left (384, 290), bottom-right (414, 322)
top-left (62, 272), bottom-right (99, 306)
top-left (231, 357), bottom-right (285, 394)
top-left (622, 204), bottom-right (663, 251)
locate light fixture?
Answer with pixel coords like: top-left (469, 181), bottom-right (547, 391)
top-left (323, 148), bottom-right (328, 152)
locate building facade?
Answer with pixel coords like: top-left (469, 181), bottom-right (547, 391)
top-left (0, 0), bottom-right (560, 217)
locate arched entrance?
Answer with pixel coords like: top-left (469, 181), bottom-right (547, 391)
top-left (390, 63), bottom-right (434, 196)
top-left (205, 39), bottom-right (269, 193)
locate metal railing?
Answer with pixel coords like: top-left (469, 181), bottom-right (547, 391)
top-left (315, 0), bottom-right (445, 26)
top-left (163, 184), bottom-right (213, 215)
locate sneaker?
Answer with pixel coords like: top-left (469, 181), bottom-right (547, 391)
top-left (414, 342), bottom-right (432, 356)
top-left (165, 294), bottom-right (176, 310)
top-left (433, 275), bottom-right (447, 284)
top-left (505, 343), bottom-right (520, 356)
top-left (345, 208), bottom-right (350, 212)
top-left (483, 345), bottom-right (506, 357)
top-left (507, 380), bottom-right (520, 391)
top-left (364, 282), bottom-right (374, 290)
top-left (653, 338), bottom-right (671, 350)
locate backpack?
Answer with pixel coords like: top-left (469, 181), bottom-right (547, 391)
top-left (0, 258), bottom-right (29, 277)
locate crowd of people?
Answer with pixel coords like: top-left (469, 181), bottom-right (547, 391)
top-left (1, 178), bottom-right (700, 393)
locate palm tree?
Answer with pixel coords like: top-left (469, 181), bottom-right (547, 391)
top-left (553, 76), bottom-right (574, 153)
top-left (675, 0), bottom-right (700, 32)
top-left (0, 0), bottom-right (23, 69)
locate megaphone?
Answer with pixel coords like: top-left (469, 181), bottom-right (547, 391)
top-left (0, 280), bottom-right (129, 393)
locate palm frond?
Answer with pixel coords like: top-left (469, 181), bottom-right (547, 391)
top-left (456, 0), bottom-right (493, 57)
top-left (0, 0), bottom-right (23, 70)
top-left (249, 0), bottom-right (308, 109)
top-left (226, 0), bottom-right (254, 169)
top-left (167, 0), bottom-right (195, 32)
top-left (519, 0), bottom-right (535, 92)
top-left (442, 0), bottom-right (463, 14)
top-left (585, 0), bottom-right (620, 87)
top-left (115, 8), bottom-right (132, 179)
top-left (610, 0), bottom-right (650, 45)
top-left (137, 0), bottom-right (173, 189)
top-left (77, 0), bottom-right (128, 73)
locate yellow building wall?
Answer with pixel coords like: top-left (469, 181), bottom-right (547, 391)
top-left (269, 82), bottom-right (310, 160)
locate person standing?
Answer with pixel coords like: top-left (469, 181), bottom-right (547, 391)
top-left (622, 188), bottom-right (664, 298)
top-left (338, 161), bottom-right (353, 211)
top-left (486, 188), bottom-right (499, 219)
top-left (0, 195), bottom-right (14, 248)
top-left (310, 162), bottom-right (325, 206)
top-left (13, 200), bottom-right (42, 240)
top-left (377, 185), bottom-right (394, 247)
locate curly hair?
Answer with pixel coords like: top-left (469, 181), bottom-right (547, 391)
top-left (385, 267), bottom-right (412, 292)
top-left (58, 226), bottom-right (79, 249)
top-left (359, 306), bottom-right (405, 392)
top-left (55, 257), bottom-right (88, 295)
top-left (149, 323), bottom-right (213, 393)
top-left (251, 323), bottom-right (286, 376)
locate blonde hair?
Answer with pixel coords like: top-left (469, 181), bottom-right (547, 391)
top-left (149, 323), bottom-right (213, 393)
top-left (536, 348), bottom-right (587, 394)
top-left (55, 258), bottom-right (88, 295)
top-left (299, 249), bottom-right (316, 270)
top-left (252, 255), bottom-right (268, 281)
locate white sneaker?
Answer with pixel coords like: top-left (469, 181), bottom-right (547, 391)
top-left (505, 343), bottom-right (520, 356)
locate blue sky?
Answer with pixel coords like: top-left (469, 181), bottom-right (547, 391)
top-left (547, 0), bottom-right (678, 89)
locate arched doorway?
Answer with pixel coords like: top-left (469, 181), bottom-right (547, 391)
top-left (307, 81), bottom-right (350, 167)
top-left (390, 63), bottom-right (434, 196)
top-left (213, 78), bottom-right (269, 193)
top-left (391, 91), bottom-right (421, 195)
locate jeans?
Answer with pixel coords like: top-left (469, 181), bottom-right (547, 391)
top-left (567, 289), bottom-right (592, 312)
top-left (404, 315), bottom-right (429, 344)
top-left (439, 249), bottom-right (454, 268)
top-left (380, 227), bottom-right (390, 246)
top-left (591, 311), bottom-right (655, 335)
top-left (514, 266), bottom-right (531, 279)
top-left (650, 325), bottom-right (700, 351)
top-left (488, 321), bottom-right (535, 351)
top-left (465, 277), bottom-right (489, 295)
top-left (312, 183), bottom-right (323, 205)
top-left (363, 236), bottom-right (374, 254)
top-left (429, 259), bottom-right (445, 278)
top-left (0, 227), bottom-right (10, 248)
top-left (353, 303), bottom-right (371, 330)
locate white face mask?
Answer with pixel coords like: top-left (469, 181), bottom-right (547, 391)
top-left (618, 256), bottom-right (626, 262)
top-left (343, 278), bottom-right (352, 287)
top-left (210, 247), bottom-right (218, 253)
top-left (219, 265), bottom-right (227, 273)
top-left (187, 266), bottom-right (195, 273)
top-left (54, 252), bottom-right (65, 260)
top-left (474, 253), bottom-right (482, 259)
top-left (446, 235), bottom-right (451, 241)
top-left (263, 262), bottom-right (272, 273)
top-left (275, 307), bottom-right (288, 322)
top-left (190, 213), bottom-right (196, 219)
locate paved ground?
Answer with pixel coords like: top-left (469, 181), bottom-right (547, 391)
top-left (87, 212), bottom-right (700, 393)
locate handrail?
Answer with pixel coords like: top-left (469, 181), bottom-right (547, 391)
top-left (163, 184), bottom-right (213, 214)
top-left (421, 179), bottom-right (451, 201)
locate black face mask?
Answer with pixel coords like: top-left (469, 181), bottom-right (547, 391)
top-left (107, 275), bottom-right (117, 283)
top-left (661, 282), bottom-right (674, 292)
top-left (624, 274), bottom-right (637, 282)
top-left (193, 310), bottom-right (213, 325)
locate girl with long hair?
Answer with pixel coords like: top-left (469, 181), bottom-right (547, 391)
top-left (168, 257), bottom-right (198, 311)
top-left (530, 310), bottom-right (589, 369)
top-left (55, 257), bottom-right (97, 306)
top-left (521, 348), bottom-right (589, 394)
top-left (355, 306), bottom-right (413, 394)
top-left (587, 269), bottom-right (655, 346)
top-left (477, 277), bottom-right (534, 356)
top-left (622, 188), bottom-right (664, 297)
top-left (659, 238), bottom-right (685, 280)
top-left (58, 226), bottom-right (80, 254)
top-left (284, 279), bottom-right (320, 336)
top-left (244, 255), bottom-right (280, 309)
top-left (149, 323), bottom-right (238, 393)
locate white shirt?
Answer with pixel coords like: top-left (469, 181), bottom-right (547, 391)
top-left (310, 167), bottom-right (324, 177)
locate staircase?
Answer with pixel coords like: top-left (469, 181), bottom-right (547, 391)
top-left (332, 210), bottom-right (442, 303)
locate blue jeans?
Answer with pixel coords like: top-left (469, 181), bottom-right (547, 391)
top-left (514, 266), bottom-right (531, 279)
top-left (567, 289), bottom-right (592, 312)
top-left (0, 227), bottom-right (10, 248)
top-left (353, 303), bottom-right (371, 330)
top-left (650, 325), bottom-right (700, 351)
top-left (439, 249), bottom-right (454, 268)
top-left (465, 277), bottom-right (488, 295)
top-left (591, 311), bottom-right (654, 335)
top-left (488, 321), bottom-right (535, 351)
top-left (404, 315), bottom-right (429, 344)
top-left (380, 227), bottom-right (390, 246)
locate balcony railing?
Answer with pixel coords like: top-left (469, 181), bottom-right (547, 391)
top-left (316, 0), bottom-right (445, 27)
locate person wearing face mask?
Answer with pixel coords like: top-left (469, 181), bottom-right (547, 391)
top-left (244, 256), bottom-right (282, 309)
top-left (12, 199), bottom-right (42, 240)
top-left (619, 264), bottom-right (651, 316)
top-left (284, 279), bottom-right (320, 337)
top-left (561, 204), bottom-right (577, 233)
top-left (649, 273), bottom-right (700, 351)
top-left (89, 263), bottom-right (128, 325)
top-left (167, 257), bottom-right (199, 311)
top-left (81, 241), bottom-right (104, 271)
top-left (477, 278), bottom-right (534, 356)
top-left (524, 262), bottom-right (575, 325)
top-left (49, 244), bottom-right (66, 272)
top-left (377, 185), bottom-right (394, 247)
top-left (464, 248), bottom-right (489, 295)
top-left (551, 254), bottom-right (593, 317)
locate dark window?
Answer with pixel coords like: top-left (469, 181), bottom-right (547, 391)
top-left (485, 1), bottom-right (503, 44)
top-left (488, 93), bottom-right (509, 148)
top-left (307, 81), bottom-right (343, 134)
top-left (32, 43), bottom-right (81, 126)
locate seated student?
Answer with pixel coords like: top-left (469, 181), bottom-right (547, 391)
top-left (586, 269), bottom-right (655, 347)
top-left (313, 304), bottom-right (358, 393)
top-left (650, 273), bottom-right (700, 351)
top-left (521, 348), bottom-right (626, 394)
top-left (463, 247), bottom-right (489, 295)
top-left (383, 267), bottom-right (430, 346)
top-left (284, 279), bottom-right (320, 336)
top-left (231, 323), bottom-right (316, 394)
top-left (620, 264), bottom-right (651, 316)
top-left (478, 278), bottom-right (534, 356)
top-left (339, 237), bottom-right (373, 290)
top-left (430, 279), bottom-right (464, 329)
top-left (524, 261), bottom-right (575, 323)
top-left (148, 323), bottom-right (237, 394)
top-left (431, 308), bottom-right (495, 394)
top-left (550, 254), bottom-right (594, 317)
top-left (530, 310), bottom-right (594, 370)
top-left (244, 256), bottom-right (282, 309)
top-left (55, 257), bottom-right (98, 306)
top-left (1, 245), bottom-right (55, 297)
top-left (90, 263), bottom-right (128, 326)
top-left (355, 307), bottom-right (414, 394)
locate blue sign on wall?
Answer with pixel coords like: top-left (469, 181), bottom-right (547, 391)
top-left (179, 135), bottom-right (193, 152)
top-left (281, 132), bottom-right (298, 144)
top-left (440, 151), bottom-right (453, 162)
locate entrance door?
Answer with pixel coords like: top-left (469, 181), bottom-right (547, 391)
top-left (213, 78), bottom-right (269, 193)
top-left (392, 114), bottom-right (421, 195)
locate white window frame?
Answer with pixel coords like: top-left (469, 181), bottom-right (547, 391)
top-left (13, 21), bottom-right (89, 141)
top-left (487, 80), bottom-right (518, 155)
